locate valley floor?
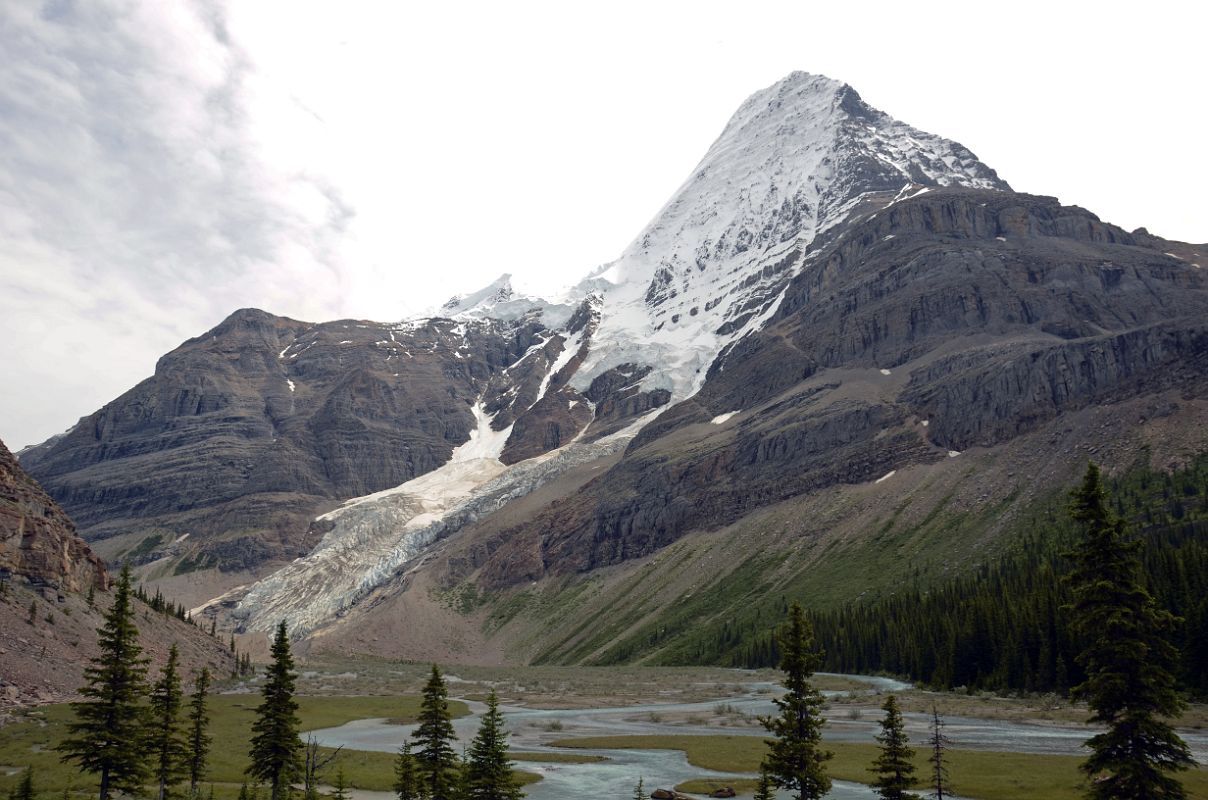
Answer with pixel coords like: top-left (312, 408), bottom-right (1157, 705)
top-left (3, 662), bottom-right (1205, 800)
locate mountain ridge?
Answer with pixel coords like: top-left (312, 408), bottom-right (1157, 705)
top-left (16, 71), bottom-right (1208, 659)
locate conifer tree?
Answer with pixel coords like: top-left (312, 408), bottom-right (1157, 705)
top-left (13, 767), bottom-right (34, 800)
top-left (330, 767), bottom-right (349, 800)
top-left (632, 777), bottom-right (647, 800)
top-left (412, 665), bottom-right (459, 800)
top-left (58, 564), bottom-right (151, 800)
top-left (148, 645), bottom-right (188, 800)
top-left (392, 743), bottom-right (420, 800)
top-left (186, 668), bottom-right (212, 797)
top-left (924, 706), bottom-right (950, 800)
top-left (753, 768), bottom-right (774, 800)
top-left (870, 695), bottom-right (918, 800)
top-left (464, 691), bottom-right (522, 800)
top-left (1066, 462), bottom-right (1193, 799)
top-left (760, 602), bottom-right (832, 800)
top-left (247, 622), bottom-right (303, 800)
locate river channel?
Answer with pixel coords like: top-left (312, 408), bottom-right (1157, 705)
top-left (306, 673), bottom-right (1206, 799)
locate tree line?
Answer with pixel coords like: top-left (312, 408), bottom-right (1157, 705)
top-left (56, 565), bottom-right (214, 800)
top-left (731, 456), bottom-right (1208, 698)
top-left (752, 463), bottom-right (1193, 799)
top-left (22, 460), bottom-right (1197, 800)
top-left (32, 561), bottom-right (524, 800)
top-left (745, 600), bottom-right (961, 800)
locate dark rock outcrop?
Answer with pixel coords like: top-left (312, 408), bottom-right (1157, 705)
top-left (19, 310), bottom-right (551, 571)
top-left (474, 189), bottom-right (1208, 587)
top-left (498, 298), bottom-right (602, 464)
top-left (582, 364), bottom-right (672, 440)
top-left (0, 438), bottom-right (106, 593)
top-left (499, 387), bottom-right (594, 464)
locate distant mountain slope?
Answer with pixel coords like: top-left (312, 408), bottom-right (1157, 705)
top-left (0, 436), bottom-right (232, 706)
top-left (456, 188), bottom-right (1207, 588)
top-left (16, 72), bottom-right (1208, 659)
top-left (17, 310), bottom-right (556, 570)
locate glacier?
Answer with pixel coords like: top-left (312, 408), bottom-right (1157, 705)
top-left (226, 71), bottom-right (1009, 638)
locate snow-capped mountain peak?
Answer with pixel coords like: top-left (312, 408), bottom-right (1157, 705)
top-left (433, 272), bottom-right (576, 327)
top-left (440, 273), bottom-right (514, 315)
top-left (225, 71), bottom-right (1013, 637)
top-left (567, 70), bottom-right (1009, 402)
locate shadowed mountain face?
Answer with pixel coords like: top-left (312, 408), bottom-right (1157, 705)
top-left (14, 72), bottom-right (1208, 655)
top-left (465, 188), bottom-right (1208, 587)
top-left (16, 310), bottom-right (554, 569)
top-left (0, 437), bottom-right (233, 704)
top-left (0, 437), bottom-right (106, 594)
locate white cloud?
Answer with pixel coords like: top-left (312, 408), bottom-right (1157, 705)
top-left (0, 0), bottom-right (356, 448)
top-left (1, 0), bottom-right (1205, 449)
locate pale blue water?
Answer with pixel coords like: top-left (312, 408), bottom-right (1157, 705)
top-left (307, 672), bottom-right (1204, 799)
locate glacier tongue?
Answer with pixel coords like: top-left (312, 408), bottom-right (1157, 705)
top-left (224, 71), bottom-right (1010, 639)
top-left (233, 407), bottom-right (657, 638)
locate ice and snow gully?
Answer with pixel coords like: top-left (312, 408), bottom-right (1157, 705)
top-left (229, 71), bottom-right (1009, 636)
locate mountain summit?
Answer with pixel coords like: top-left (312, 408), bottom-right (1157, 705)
top-left (570, 71), bottom-right (1009, 403)
top-left (21, 72), bottom-right (1207, 660)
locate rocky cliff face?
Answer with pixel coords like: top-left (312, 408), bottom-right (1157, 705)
top-left (17, 72), bottom-right (1208, 653)
top-left (0, 452), bottom-right (231, 707)
top-left (468, 188), bottom-right (1208, 587)
top-left (17, 310), bottom-right (554, 569)
top-left (0, 437), bottom-right (106, 593)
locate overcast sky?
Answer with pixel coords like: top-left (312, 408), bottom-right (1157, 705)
top-left (2, 1), bottom-right (1205, 450)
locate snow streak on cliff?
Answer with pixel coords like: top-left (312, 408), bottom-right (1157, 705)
top-left (229, 71), bottom-right (1009, 636)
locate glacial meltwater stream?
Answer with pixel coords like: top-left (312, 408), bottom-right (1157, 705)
top-left (304, 673), bottom-right (1207, 800)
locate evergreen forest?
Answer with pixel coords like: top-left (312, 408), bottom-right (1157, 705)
top-left (726, 455), bottom-right (1208, 697)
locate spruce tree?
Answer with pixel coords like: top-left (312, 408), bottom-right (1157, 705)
top-left (247, 622), bottom-right (303, 800)
top-left (13, 767), bottom-right (34, 800)
top-left (148, 645), bottom-right (188, 800)
top-left (760, 602), bottom-right (832, 800)
top-left (752, 768), bottom-right (774, 800)
top-left (464, 690), bottom-right (522, 800)
top-left (924, 706), bottom-right (950, 800)
top-left (186, 669), bottom-right (212, 797)
top-left (870, 695), bottom-right (919, 800)
top-left (632, 777), bottom-right (647, 800)
top-left (330, 767), bottom-right (349, 800)
top-left (392, 743), bottom-right (420, 800)
top-left (1066, 462), bottom-right (1193, 799)
top-left (58, 564), bottom-right (151, 800)
top-left (412, 665), bottom-right (459, 800)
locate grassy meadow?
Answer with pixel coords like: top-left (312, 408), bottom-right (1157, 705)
top-left (0, 694), bottom-right (549, 799)
top-left (549, 734), bottom-right (1208, 800)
